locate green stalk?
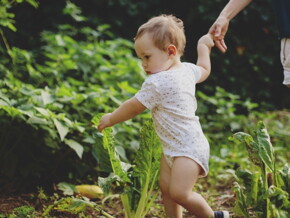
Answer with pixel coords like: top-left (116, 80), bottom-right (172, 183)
top-left (142, 170), bottom-right (160, 217)
top-left (261, 164), bottom-right (270, 218)
top-left (134, 167), bottom-right (151, 218)
top-left (273, 155), bottom-right (278, 187)
top-left (120, 194), bottom-right (132, 218)
top-left (0, 29), bottom-right (14, 63)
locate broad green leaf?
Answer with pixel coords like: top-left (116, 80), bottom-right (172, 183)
top-left (233, 182), bottom-right (251, 218)
top-left (62, 117), bottom-right (73, 128)
top-left (53, 118), bottom-right (69, 141)
top-left (55, 34), bottom-right (65, 46)
top-left (251, 172), bottom-right (260, 205)
top-left (233, 132), bottom-right (262, 167)
top-left (6, 23), bottom-right (17, 32)
top-left (25, 0), bottom-right (38, 8)
top-left (35, 107), bottom-right (50, 117)
top-left (267, 185), bottom-right (290, 210)
top-left (57, 182), bottom-right (76, 196)
top-left (236, 168), bottom-right (260, 206)
top-left (91, 142), bottom-right (112, 173)
top-left (117, 81), bottom-right (138, 94)
top-left (280, 164), bottom-right (290, 194)
top-left (63, 59), bottom-right (77, 70)
top-left (0, 99), bottom-right (9, 106)
top-left (63, 1), bottom-right (87, 22)
top-left (71, 93), bottom-right (86, 105)
top-left (64, 139), bottom-right (84, 159)
top-left (27, 115), bottom-right (48, 125)
top-left (41, 90), bottom-right (54, 105)
top-left (26, 63), bottom-right (41, 79)
top-left (0, 105), bottom-right (23, 118)
top-left (0, 92), bottom-right (11, 105)
top-left (109, 95), bottom-right (123, 105)
top-left (256, 121), bottom-right (275, 173)
top-left (91, 114), bottom-right (130, 182)
top-left (98, 174), bottom-right (127, 195)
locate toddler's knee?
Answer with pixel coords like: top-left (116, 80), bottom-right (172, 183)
top-left (170, 189), bottom-right (203, 206)
top-left (169, 189), bottom-right (190, 205)
top-left (159, 180), bottom-right (170, 196)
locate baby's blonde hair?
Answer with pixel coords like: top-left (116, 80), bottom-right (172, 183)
top-left (134, 14), bottom-right (186, 55)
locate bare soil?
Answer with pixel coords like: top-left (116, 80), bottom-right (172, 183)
top-left (0, 187), bottom-right (236, 217)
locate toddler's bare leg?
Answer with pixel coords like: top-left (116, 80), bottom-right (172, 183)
top-left (159, 155), bottom-right (183, 218)
top-left (169, 157), bottom-right (214, 218)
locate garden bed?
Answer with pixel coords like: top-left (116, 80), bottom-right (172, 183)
top-left (0, 186), bottom-right (235, 217)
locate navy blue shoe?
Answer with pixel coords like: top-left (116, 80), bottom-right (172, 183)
top-left (214, 211), bottom-right (230, 218)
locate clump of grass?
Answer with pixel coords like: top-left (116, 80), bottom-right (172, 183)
top-left (12, 205), bottom-right (35, 218)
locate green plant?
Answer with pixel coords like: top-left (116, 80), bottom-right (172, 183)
top-left (0, 1), bottom-right (147, 190)
top-left (0, 0), bottom-right (38, 62)
top-left (231, 121), bottom-right (290, 218)
top-left (11, 205), bottom-right (35, 218)
top-left (41, 196), bottom-right (113, 218)
top-left (92, 115), bottom-right (162, 218)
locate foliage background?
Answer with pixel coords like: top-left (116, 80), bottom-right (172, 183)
top-left (8, 0), bottom-right (290, 109)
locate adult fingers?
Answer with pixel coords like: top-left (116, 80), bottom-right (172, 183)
top-left (214, 39), bottom-right (227, 53)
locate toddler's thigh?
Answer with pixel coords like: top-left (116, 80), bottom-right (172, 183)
top-left (170, 157), bottom-right (201, 193)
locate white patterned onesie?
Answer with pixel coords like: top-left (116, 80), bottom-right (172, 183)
top-left (135, 62), bottom-right (210, 177)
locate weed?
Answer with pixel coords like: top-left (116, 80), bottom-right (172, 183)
top-left (11, 205), bottom-right (35, 218)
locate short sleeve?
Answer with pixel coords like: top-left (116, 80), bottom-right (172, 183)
top-left (135, 80), bottom-right (160, 110)
top-left (183, 62), bottom-right (202, 83)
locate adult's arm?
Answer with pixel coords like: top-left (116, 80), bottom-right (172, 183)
top-left (209, 0), bottom-right (253, 53)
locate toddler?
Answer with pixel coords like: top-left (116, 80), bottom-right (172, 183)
top-left (98, 14), bottom-right (229, 218)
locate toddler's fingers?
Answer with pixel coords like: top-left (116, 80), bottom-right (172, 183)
top-left (97, 124), bottom-right (103, 132)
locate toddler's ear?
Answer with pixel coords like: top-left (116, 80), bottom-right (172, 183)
top-left (167, 44), bottom-right (177, 56)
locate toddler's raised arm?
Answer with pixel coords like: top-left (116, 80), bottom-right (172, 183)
top-left (196, 34), bottom-right (214, 83)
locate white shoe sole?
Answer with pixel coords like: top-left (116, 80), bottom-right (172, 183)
top-left (222, 211), bottom-right (230, 218)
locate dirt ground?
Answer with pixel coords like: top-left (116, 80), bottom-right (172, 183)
top-left (0, 188), bottom-right (235, 217)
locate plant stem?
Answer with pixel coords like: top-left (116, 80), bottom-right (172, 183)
top-left (0, 29), bottom-right (14, 63)
top-left (120, 194), bottom-right (132, 218)
top-left (262, 164), bottom-right (270, 218)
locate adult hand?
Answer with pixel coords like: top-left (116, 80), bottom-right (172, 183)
top-left (208, 16), bottom-right (229, 53)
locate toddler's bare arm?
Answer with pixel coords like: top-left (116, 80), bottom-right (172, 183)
top-left (98, 97), bottom-right (146, 132)
top-left (196, 34), bottom-right (214, 83)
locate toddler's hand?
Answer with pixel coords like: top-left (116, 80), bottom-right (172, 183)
top-left (97, 113), bottom-right (113, 132)
top-left (198, 34), bottom-right (214, 50)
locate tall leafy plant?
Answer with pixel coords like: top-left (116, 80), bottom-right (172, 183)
top-left (231, 121), bottom-right (290, 218)
top-left (92, 115), bottom-right (162, 218)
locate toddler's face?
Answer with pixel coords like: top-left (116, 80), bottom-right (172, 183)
top-left (134, 33), bottom-right (171, 74)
